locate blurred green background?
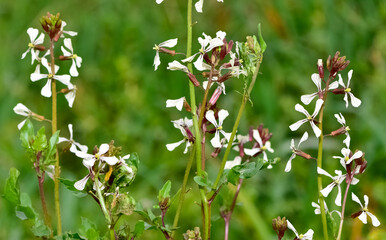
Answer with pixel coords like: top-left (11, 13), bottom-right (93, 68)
top-left (1, 0), bottom-right (385, 239)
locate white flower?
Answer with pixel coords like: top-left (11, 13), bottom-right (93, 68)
top-left (21, 28), bottom-right (45, 64)
top-left (61, 38), bottom-right (82, 77)
top-left (58, 124), bottom-right (88, 153)
top-left (224, 156), bottom-right (242, 169)
top-left (30, 58), bottom-right (71, 98)
top-left (289, 99), bottom-right (324, 138)
top-left (75, 143), bottom-right (119, 167)
top-left (333, 147), bottom-right (363, 169)
top-left (311, 200), bottom-right (342, 218)
top-left (183, 31), bottom-right (225, 71)
top-left (203, 80), bottom-right (226, 95)
top-left (351, 193), bottom-right (380, 227)
top-left (13, 103), bottom-right (32, 129)
top-left (153, 38), bottom-right (178, 71)
top-left (285, 131), bottom-right (308, 172)
top-left (166, 118), bottom-right (193, 154)
top-left (317, 167), bottom-right (347, 206)
top-left (338, 70), bottom-right (361, 108)
top-left (301, 73), bottom-right (338, 105)
top-left (205, 109), bottom-right (231, 148)
top-left (60, 21), bottom-right (78, 37)
top-left (74, 160), bottom-right (93, 191)
top-left (334, 113), bottom-right (350, 148)
top-left (64, 82), bottom-right (77, 108)
top-left (244, 129), bottom-right (274, 168)
top-left (166, 97), bottom-right (185, 111)
top-left (156, 0), bottom-right (164, 3)
top-left (167, 60), bottom-right (189, 72)
top-left (286, 220), bottom-right (314, 240)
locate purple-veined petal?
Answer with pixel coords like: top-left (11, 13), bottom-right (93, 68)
top-left (61, 45), bottom-right (72, 57)
top-left (166, 140), bottom-right (185, 151)
top-left (63, 38), bottom-right (74, 52)
top-left (220, 130), bottom-right (231, 141)
top-left (70, 60), bottom-right (79, 77)
top-left (35, 33), bottom-right (45, 45)
top-left (317, 167), bottom-right (333, 179)
top-left (329, 81), bottom-right (339, 89)
top-left (347, 69), bottom-right (353, 87)
top-left (302, 229), bottom-right (314, 240)
top-left (289, 119), bottom-right (307, 131)
top-left (205, 110), bottom-right (217, 127)
top-left (30, 73), bottom-right (47, 82)
top-left (194, 0), bottom-right (203, 13)
top-left (252, 129), bottom-right (263, 146)
top-left (41, 79), bottom-right (52, 97)
top-left (217, 109), bottom-right (229, 126)
top-left (320, 183), bottom-right (335, 197)
top-left (348, 92), bottom-right (361, 107)
top-left (285, 153), bottom-right (296, 172)
top-left (74, 175), bottom-right (90, 191)
top-left (301, 93), bottom-right (318, 105)
top-left (166, 97), bottom-right (185, 111)
top-left (210, 131), bottom-right (221, 148)
top-left (294, 104), bottom-right (309, 117)
top-left (102, 156), bottom-right (119, 165)
top-left (17, 119), bottom-right (27, 130)
top-left (54, 74), bottom-right (71, 86)
top-left (159, 38), bottom-right (178, 48)
top-left (367, 212), bottom-right (380, 227)
top-left (311, 99), bottom-right (324, 118)
top-left (13, 103), bottom-right (30, 116)
top-left (27, 28), bottom-right (38, 43)
top-left (352, 192), bottom-right (363, 208)
top-left (224, 156), bottom-right (242, 169)
top-left (343, 93), bottom-right (349, 108)
top-left (181, 53), bottom-right (197, 63)
top-left (299, 131), bottom-right (309, 146)
top-left (153, 51), bottom-right (160, 71)
top-left (338, 74), bottom-right (346, 88)
top-left (310, 122), bottom-right (321, 138)
top-left (98, 144), bottom-right (109, 155)
top-left (167, 60), bottom-right (189, 72)
top-left (364, 195), bottom-right (369, 208)
top-left (244, 147), bottom-right (261, 156)
top-left (335, 185), bottom-right (342, 206)
top-left (358, 212), bottom-right (367, 224)
top-left (286, 220), bottom-right (299, 237)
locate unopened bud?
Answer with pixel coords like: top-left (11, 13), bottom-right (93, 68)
top-left (329, 126), bottom-right (347, 137)
top-left (332, 88), bottom-right (346, 95)
top-left (272, 216), bottom-right (287, 240)
top-left (187, 72), bottom-right (200, 87)
top-left (351, 210), bottom-right (364, 219)
top-left (295, 150), bottom-right (312, 160)
top-left (183, 99), bottom-right (191, 112)
top-left (326, 55), bottom-right (332, 71)
top-left (208, 87), bottom-right (223, 107)
top-left (354, 152), bottom-right (367, 174)
top-left (158, 47), bottom-right (176, 56)
top-left (317, 59), bottom-right (324, 79)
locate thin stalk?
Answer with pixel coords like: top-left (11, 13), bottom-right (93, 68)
top-left (210, 54), bottom-right (263, 196)
top-left (95, 172), bottom-right (111, 225)
top-left (50, 39), bottom-right (62, 235)
top-left (336, 178), bottom-right (353, 240)
top-left (316, 76), bottom-right (333, 240)
top-left (109, 228), bottom-right (115, 240)
top-left (223, 179), bottom-right (244, 240)
top-left (172, 145), bottom-right (196, 237)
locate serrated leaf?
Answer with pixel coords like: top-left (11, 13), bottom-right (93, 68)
top-left (3, 168), bottom-right (20, 205)
top-left (239, 162), bottom-right (259, 179)
top-left (158, 180), bottom-right (171, 202)
top-left (20, 120), bottom-right (34, 149)
top-left (33, 126), bottom-right (47, 152)
top-left (31, 218), bottom-right (51, 237)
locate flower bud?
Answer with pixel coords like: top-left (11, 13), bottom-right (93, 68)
top-left (317, 59), bottom-right (324, 79)
top-left (272, 216), bottom-right (287, 240)
top-left (208, 87), bottom-right (223, 107)
top-left (295, 150), bottom-right (312, 160)
top-left (187, 72), bottom-right (200, 87)
top-left (158, 47), bottom-right (176, 56)
top-left (329, 126), bottom-right (347, 136)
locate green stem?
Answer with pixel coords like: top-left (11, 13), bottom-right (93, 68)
top-left (210, 54), bottom-right (263, 196)
top-left (172, 145), bottom-right (196, 237)
top-left (50, 39), bottom-right (62, 235)
top-left (336, 177), bottom-right (352, 240)
top-left (316, 75), bottom-right (333, 240)
top-left (109, 228), bottom-right (115, 240)
top-left (95, 172), bottom-right (111, 225)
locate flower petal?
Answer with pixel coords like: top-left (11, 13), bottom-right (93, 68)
top-left (54, 74), bottom-right (71, 86)
top-left (70, 60), bottom-right (79, 77)
top-left (311, 99), bottom-right (324, 118)
top-left (13, 103), bottom-right (30, 116)
top-left (298, 131), bottom-right (309, 146)
top-left (351, 192), bottom-right (363, 208)
top-left (289, 119), bottom-right (307, 131)
top-left (320, 183), bottom-right (335, 197)
top-left (285, 153), bottom-right (296, 172)
top-left (317, 167), bottom-right (333, 179)
top-left (367, 212), bottom-right (380, 227)
top-left (166, 97), bottom-right (185, 111)
top-left (335, 185), bottom-right (342, 206)
top-left (205, 110), bottom-right (217, 127)
top-left (310, 122), bottom-right (321, 138)
top-left (244, 147), bottom-right (261, 156)
top-left (348, 92), bottom-right (361, 107)
top-left (217, 109), bottom-right (229, 126)
top-left (224, 156), bottom-right (242, 169)
top-left (194, 0), bottom-right (203, 13)
top-left (252, 129), bottom-right (263, 146)
top-left (294, 104), bottom-right (309, 117)
top-left (153, 51), bottom-right (160, 71)
top-left (99, 143), bottom-right (109, 155)
top-left (210, 131), bottom-right (221, 148)
top-left (102, 156), bottom-right (119, 165)
top-left (301, 93), bottom-right (318, 105)
top-left (74, 175), bottom-right (90, 191)
top-left (159, 38), bottom-right (178, 48)
top-left (286, 220), bottom-right (299, 237)
top-left (17, 119), bottom-right (27, 130)
top-left (358, 212), bottom-right (367, 224)
top-left (41, 79), bottom-right (52, 97)
top-left (166, 140), bottom-right (185, 151)
top-left (27, 28), bottom-right (38, 43)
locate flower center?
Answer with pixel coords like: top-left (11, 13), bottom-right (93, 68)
top-left (28, 43), bottom-right (35, 48)
top-left (217, 126), bottom-right (223, 130)
top-left (153, 45), bottom-right (159, 51)
top-left (345, 88), bottom-right (351, 93)
top-left (345, 156), bottom-right (350, 162)
top-left (345, 126), bottom-right (350, 131)
top-left (261, 145), bottom-right (267, 151)
top-left (48, 73), bottom-right (53, 79)
top-left (95, 153), bottom-right (100, 159)
top-left (199, 48), bottom-right (205, 54)
top-left (307, 116), bottom-right (313, 121)
top-left (72, 54), bottom-right (78, 59)
top-left (299, 234), bottom-right (304, 239)
top-left (363, 207), bottom-right (368, 212)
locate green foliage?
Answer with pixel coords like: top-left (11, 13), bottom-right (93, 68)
top-left (158, 180), bottom-right (171, 203)
top-left (3, 168), bottom-right (20, 206)
top-left (193, 171), bottom-right (212, 189)
top-left (78, 217), bottom-right (100, 240)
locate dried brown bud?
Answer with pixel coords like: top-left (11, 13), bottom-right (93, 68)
top-left (272, 216), bottom-right (287, 240)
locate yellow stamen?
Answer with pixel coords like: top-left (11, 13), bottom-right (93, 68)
top-left (28, 43), bottom-right (34, 48)
top-left (153, 45), bottom-right (159, 51)
top-left (217, 126), bottom-right (223, 130)
top-left (307, 116), bottom-right (313, 121)
top-left (345, 88), bottom-right (351, 93)
top-left (345, 126), bottom-right (350, 131)
top-left (345, 156), bottom-right (349, 162)
top-left (105, 166), bottom-right (113, 181)
top-left (95, 153), bottom-right (100, 159)
top-left (48, 73), bottom-right (53, 79)
top-left (261, 146), bottom-right (267, 151)
top-left (71, 54), bottom-right (78, 59)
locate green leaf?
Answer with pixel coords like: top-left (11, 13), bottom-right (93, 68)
top-left (45, 130), bottom-right (60, 164)
top-left (327, 212), bottom-right (339, 239)
top-left (31, 218), bottom-right (51, 237)
top-left (20, 119), bottom-right (34, 149)
top-left (59, 178), bottom-right (88, 197)
top-left (132, 220), bottom-right (145, 238)
top-left (158, 180), bottom-right (171, 202)
top-left (129, 152), bottom-right (140, 169)
top-left (33, 126), bottom-right (47, 152)
top-left (3, 168), bottom-right (21, 205)
top-left (78, 217), bottom-right (100, 240)
top-left (193, 171), bottom-right (212, 188)
top-left (147, 208), bottom-right (156, 222)
top-left (239, 162), bottom-right (259, 179)
top-left (258, 23), bottom-right (267, 53)
top-left (17, 192), bottom-right (37, 220)
top-left (227, 168), bottom-right (240, 185)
